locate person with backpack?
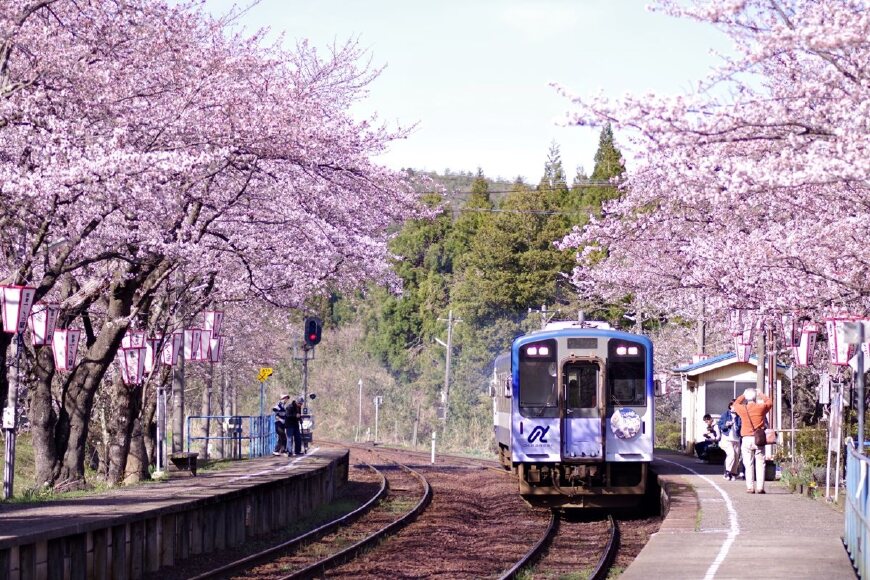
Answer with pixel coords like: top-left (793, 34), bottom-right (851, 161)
top-left (271, 394), bottom-right (289, 456)
top-left (718, 399), bottom-right (743, 480)
top-left (286, 397), bottom-right (303, 456)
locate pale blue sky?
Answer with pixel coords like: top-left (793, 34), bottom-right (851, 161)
top-left (203, 1), bottom-right (729, 182)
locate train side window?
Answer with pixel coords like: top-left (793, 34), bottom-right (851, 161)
top-left (504, 375), bottom-right (511, 398)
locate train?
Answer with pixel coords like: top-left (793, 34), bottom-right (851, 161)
top-left (492, 319), bottom-right (657, 508)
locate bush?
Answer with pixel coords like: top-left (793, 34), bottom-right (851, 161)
top-left (656, 421), bottom-right (682, 451)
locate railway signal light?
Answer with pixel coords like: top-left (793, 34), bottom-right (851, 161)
top-left (304, 316), bottom-right (322, 347)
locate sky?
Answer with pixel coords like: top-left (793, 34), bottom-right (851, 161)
top-left (202, 1), bottom-right (730, 183)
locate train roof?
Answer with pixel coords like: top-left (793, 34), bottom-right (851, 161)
top-left (514, 326), bottom-right (652, 347)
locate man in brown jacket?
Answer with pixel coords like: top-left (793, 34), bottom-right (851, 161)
top-left (734, 388), bottom-right (773, 494)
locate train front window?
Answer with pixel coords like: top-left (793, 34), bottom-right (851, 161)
top-left (518, 339), bottom-right (558, 418)
top-left (607, 340), bottom-right (647, 406)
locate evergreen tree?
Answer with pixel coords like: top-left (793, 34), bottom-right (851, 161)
top-left (582, 123), bottom-right (625, 209)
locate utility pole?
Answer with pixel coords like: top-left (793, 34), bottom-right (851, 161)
top-left (435, 309), bottom-right (461, 423)
top-left (3, 333), bottom-right (23, 499)
top-left (373, 395), bottom-right (383, 443)
top-left (356, 379), bottom-right (363, 442)
top-left (529, 303), bottom-right (557, 330)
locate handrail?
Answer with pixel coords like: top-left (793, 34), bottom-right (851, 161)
top-left (185, 415), bottom-right (275, 459)
top-left (844, 438), bottom-right (867, 578)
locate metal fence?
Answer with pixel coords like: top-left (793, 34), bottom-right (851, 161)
top-left (845, 438), bottom-right (869, 577)
top-left (186, 415), bottom-right (275, 459)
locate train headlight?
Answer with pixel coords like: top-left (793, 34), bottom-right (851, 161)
top-left (525, 344), bottom-right (550, 356)
top-left (615, 345), bottom-right (640, 356)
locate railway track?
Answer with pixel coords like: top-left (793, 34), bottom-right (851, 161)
top-left (189, 457), bottom-right (431, 580)
top-left (500, 510), bottom-right (619, 580)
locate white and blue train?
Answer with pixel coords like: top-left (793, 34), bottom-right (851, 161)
top-left (492, 320), bottom-right (656, 508)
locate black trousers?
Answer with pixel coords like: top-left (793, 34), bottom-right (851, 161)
top-left (274, 423), bottom-right (287, 452)
top-left (286, 422), bottom-right (302, 454)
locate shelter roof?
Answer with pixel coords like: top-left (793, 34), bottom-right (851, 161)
top-left (672, 352), bottom-right (789, 377)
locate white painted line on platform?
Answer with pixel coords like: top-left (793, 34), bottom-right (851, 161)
top-left (658, 458), bottom-right (740, 580)
top-left (226, 447), bottom-right (320, 482)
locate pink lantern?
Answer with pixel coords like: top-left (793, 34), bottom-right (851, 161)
top-left (28, 303), bottom-right (60, 346)
top-left (196, 328), bottom-right (212, 362)
top-left (795, 322), bottom-right (819, 367)
top-left (209, 336), bottom-right (225, 363)
top-left (161, 332), bottom-right (184, 366)
top-left (735, 340), bottom-right (752, 363)
top-left (204, 310), bottom-right (224, 335)
top-left (117, 346), bottom-right (147, 385)
top-left (826, 318), bottom-right (854, 366)
top-left (52, 328), bottom-right (82, 371)
top-left (1, 285), bottom-right (37, 334)
top-left (144, 336), bottom-right (162, 373)
top-left (183, 328), bottom-right (202, 361)
top-left (122, 330), bottom-right (146, 348)
top-left (780, 313), bottom-right (801, 348)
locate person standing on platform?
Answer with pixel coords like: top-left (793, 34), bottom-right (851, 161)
top-left (734, 388), bottom-right (773, 494)
top-left (272, 394), bottom-right (289, 456)
top-left (718, 399), bottom-right (743, 480)
top-left (286, 397), bottom-right (302, 456)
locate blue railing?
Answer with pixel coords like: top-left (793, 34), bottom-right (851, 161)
top-left (186, 415), bottom-right (275, 459)
top-left (845, 438), bottom-right (869, 577)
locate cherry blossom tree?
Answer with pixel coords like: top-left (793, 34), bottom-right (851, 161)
top-left (556, 0), bottom-right (870, 333)
top-left (1, 0), bottom-right (426, 489)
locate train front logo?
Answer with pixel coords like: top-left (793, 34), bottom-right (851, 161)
top-left (527, 426), bottom-right (550, 444)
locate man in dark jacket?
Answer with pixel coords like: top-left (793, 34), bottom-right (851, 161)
top-left (272, 394), bottom-right (289, 455)
top-left (286, 398), bottom-right (302, 456)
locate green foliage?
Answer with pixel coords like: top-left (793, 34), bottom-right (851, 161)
top-left (794, 428), bottom-right (828, 468)
top-left (327, 140), bottom-right (633, 454)
top-left (656, 421), bottom-right (682, 451)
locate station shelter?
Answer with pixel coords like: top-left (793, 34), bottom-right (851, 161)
top-left (673, 353), bottom-right (789, 454)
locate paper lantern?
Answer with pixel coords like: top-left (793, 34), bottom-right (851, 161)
top-left (118, 346), bottom-right (147, 385)
top-left (780, 313), bottom-right (801, 348)
top-left (161, 332), bottom-right (183, 366)
top-left (196, 328), bottom-right (212, 362)
top-left (144, 336), bottom-right (161, 373)
top-left (52, 328), bottom-right (82, 371)
top-left (204, 310), bottom-right (224, 335)
top-left (183, 328), bottom-right (202, 360)
top-left (735, 340), bottom-right (752, 363)
top-left (122, 330), bottom-right (146, 348)
top-left (826, 318), bottom-right (854, 366)
top-left (28, 303), bottom-right (59, 346)
top-left (209, 336), bottom-right (225, 363)
top-left (794, 322), bottom-right (819, 367)
top-left (1, 285), bottom-right (36, 334)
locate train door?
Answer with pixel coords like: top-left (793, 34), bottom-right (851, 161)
top-left (562, 359), bottom-right (604, 460)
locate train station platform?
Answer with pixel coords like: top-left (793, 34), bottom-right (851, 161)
top-left (622, 450), bottom-right (855, 579)
top-left (0, 447), bottom-right (348, 580)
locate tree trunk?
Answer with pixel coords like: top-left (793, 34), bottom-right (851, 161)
top-left (0, 331), bottom-right (11, 418)
top-left (199, 364), bottom-right (213, 459)
top-left (54, 282), bottom-right (137, 489)
top-left (124, 417), bottom-right (149, 484)
top-left (106, 375), bottom-right (142, 486)
top-left (28, 345), bottom-right (59, 488)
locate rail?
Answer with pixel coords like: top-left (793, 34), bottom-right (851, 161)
top-left (498, 509), bottom-right (558, 580)
top-left (188, 463), bottom-right (389, 580)
top-left (845, 438), bottom-right (869, 578)
top-left (185, 414), bottom-right (274, 459)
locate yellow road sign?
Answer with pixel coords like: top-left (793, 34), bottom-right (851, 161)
top-left (257, 367), bottom-right (273, 382)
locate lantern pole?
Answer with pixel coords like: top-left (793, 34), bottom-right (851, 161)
top-left (3, 332), bottom-right (23, 500)
top-left (857, 323), bottom-right (865, 453)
